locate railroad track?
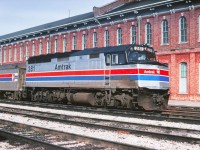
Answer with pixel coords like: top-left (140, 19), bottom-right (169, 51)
top-left (0, 102), bottom-right (199, 149)
top-left (0, 99), bottom-right (200, 124)
top-left (0, 118), bottom-right (142, 150)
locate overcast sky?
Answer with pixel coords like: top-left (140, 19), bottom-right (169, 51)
top-left (0, 0), bottom-right (114, 36)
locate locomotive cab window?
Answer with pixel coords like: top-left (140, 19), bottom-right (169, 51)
top-left (106, 53), bottom-right (126, 66)
top-left (106, 54), bottom-right (111, 65)
top-left (112, 54), bottom-right (118, 65)
top-left (127, 49), bottom-right (156, 63)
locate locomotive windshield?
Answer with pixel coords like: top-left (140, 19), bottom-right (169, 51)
top-left (127, 47), bottom-right (156, 62)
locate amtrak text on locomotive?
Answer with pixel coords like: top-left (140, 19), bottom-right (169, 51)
top-left (55, 64), bottom-right (71, 70)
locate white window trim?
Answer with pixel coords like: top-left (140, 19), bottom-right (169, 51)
top-left (145, 23), bottom-right (152, 46)
top-left (39, 42), bottom-right (42, 55)
top-left (199, 63), bottom-right (200, 94)
top-left (93, 32), bottom-right (97, 48)
top-left (26, 44), bottom-right (29, 60)
top-left (104, 31), bottom-right (106, 47)
top-left (117, 28), bottom-right (122, 46)
top-left (130, 25), bottom-right (136, 44)
top-left (9, 48), bottom-right (12, 62)
top-left (72, 36), bottom-right (76, 50)
top-left (46, 40), bottom-right (50, 54)
top-left (0, 48), bottom-right (2, 64)
top-left (20, 45), bottom-right (23, 61)
top-left (145, 24), bottom-right (147, 44)
top-left (82, 34), bottom-right (86, 50)
top-left (199, 16), bottom-right (200, 42)
top-left (179, 16), bottom-right (187, 44)
top-left (14, 47), bottom-right (17, 61)
top-left (54, 39), bottom-right (58, 53)
top-left (179, 63), bottom-right (188, 94)
top-left (104, 30), bottom-right (109, 47)
top-left (4, 49), bottom-right (7, 63)
top-left (32, 43), bottom-right (35, 56)
top-left (63, 38), bottom-right (67, 52)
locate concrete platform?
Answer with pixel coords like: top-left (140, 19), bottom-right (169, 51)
top-left (169, 100), bottom-right (200, 108)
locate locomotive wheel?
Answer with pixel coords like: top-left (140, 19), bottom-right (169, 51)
top-left (137, 94), bottom-right (159, 111)
top-left (114, 100), bottom-right (121, 108)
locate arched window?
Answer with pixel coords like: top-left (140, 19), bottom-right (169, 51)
top-left (117, 28), bottom-right (122, 45)
top-left (0, 48), bottom-right (2, 64)
top-left (130, 25), bottom-right (136, 44)
top-left (162, 19), bottom-right (168, 44)
top-left (72, 36), bottom-right (76, 50)
top-left (26, 43), bottom-right (29, 60)
top-left (199, 16), bottom-right (200, 41)
top-left (46, 40), bottom-right (50, 54)
top-left (39, 42), bottom-right (43, 54)
top-left (32, 43), bottom-right (35, 56)
top-left (54, 39), bottom-right (58, 53)
top-left (145, 22), bottom-right (152, 45)
top-left (63, 37), bottom-right (67, 52)
top-left (179, 16), bottom-right (187, 43)
top-left (104, 30), bottom-right (109, 47)
top-left (14, 47), bottom-right (17, 61)
top-left (3, 48), bottom-right (7, 63)
top-left (179, 62), bottom-right (187, 93)
top-left (93, 32), bottom-right (98, 48)
top-left (20, 44), bottom-right (23, 61)
top-left (82, 34), bottom-right (87, 50)
top-left (9, 48), bottom-right (12, 62)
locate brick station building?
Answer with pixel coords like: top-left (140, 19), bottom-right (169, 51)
top-left (0, 0), bottom-right (200, 102)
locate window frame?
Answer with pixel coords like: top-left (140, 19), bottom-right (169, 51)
top-left (179, 16), bottom-right (187, 43)
top-left (63, 37), bottom-right (67, 52)
top-left (130, 25), bottom-right (136, 44)
top-left (4, 48), bottom-right (6, 63)
top-left (112, 54), bottom-right (119, 65)
top-left (199, 16), bottom-right (200, 42)
top-left (82, 34), bottom-right (87, 50)
top-left (9, 48), bottom-right (12, 62)
top-left (20, 44), bottom-right (23, 61)
top-left (32, 43), bottom-right (35, 56)
top-left (26, 43), bottom-right (29, 60)
top-left (104, 30), bottom-right (109, 47)
top-left (145, 22), bottom-right (152, 45)
top-left (14, 47), bottom-right (17, 61)
top-left (161, 19), bottom-right (169, 45)
top-left (54, 39), bottom-right (58, 53)
top-left (39, 42), bottom-right (43, 55)
top-left (0, 48), bottom-right (2, 64)
top-left (117, 28), bottom-right (122, 45)
top-left (179, 62), bottom-right (188, 94)
top-left (93, 32), bottom-right (98, 48)
top-left (72, 36), bottom-right (77, 50)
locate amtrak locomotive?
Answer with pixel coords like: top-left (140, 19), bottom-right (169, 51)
top-left (0, 44), bottom-right (169, 110)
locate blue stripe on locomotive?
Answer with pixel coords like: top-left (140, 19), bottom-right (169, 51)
top-left (0, 78), bottom-right (12, 81)
top-left (26, 75), bottom-right (169, 82)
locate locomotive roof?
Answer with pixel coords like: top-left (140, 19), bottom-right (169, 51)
top-left (0, 63), bottom-right (26, 70)
top-left (28, 44), bottom-right (153, 64)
